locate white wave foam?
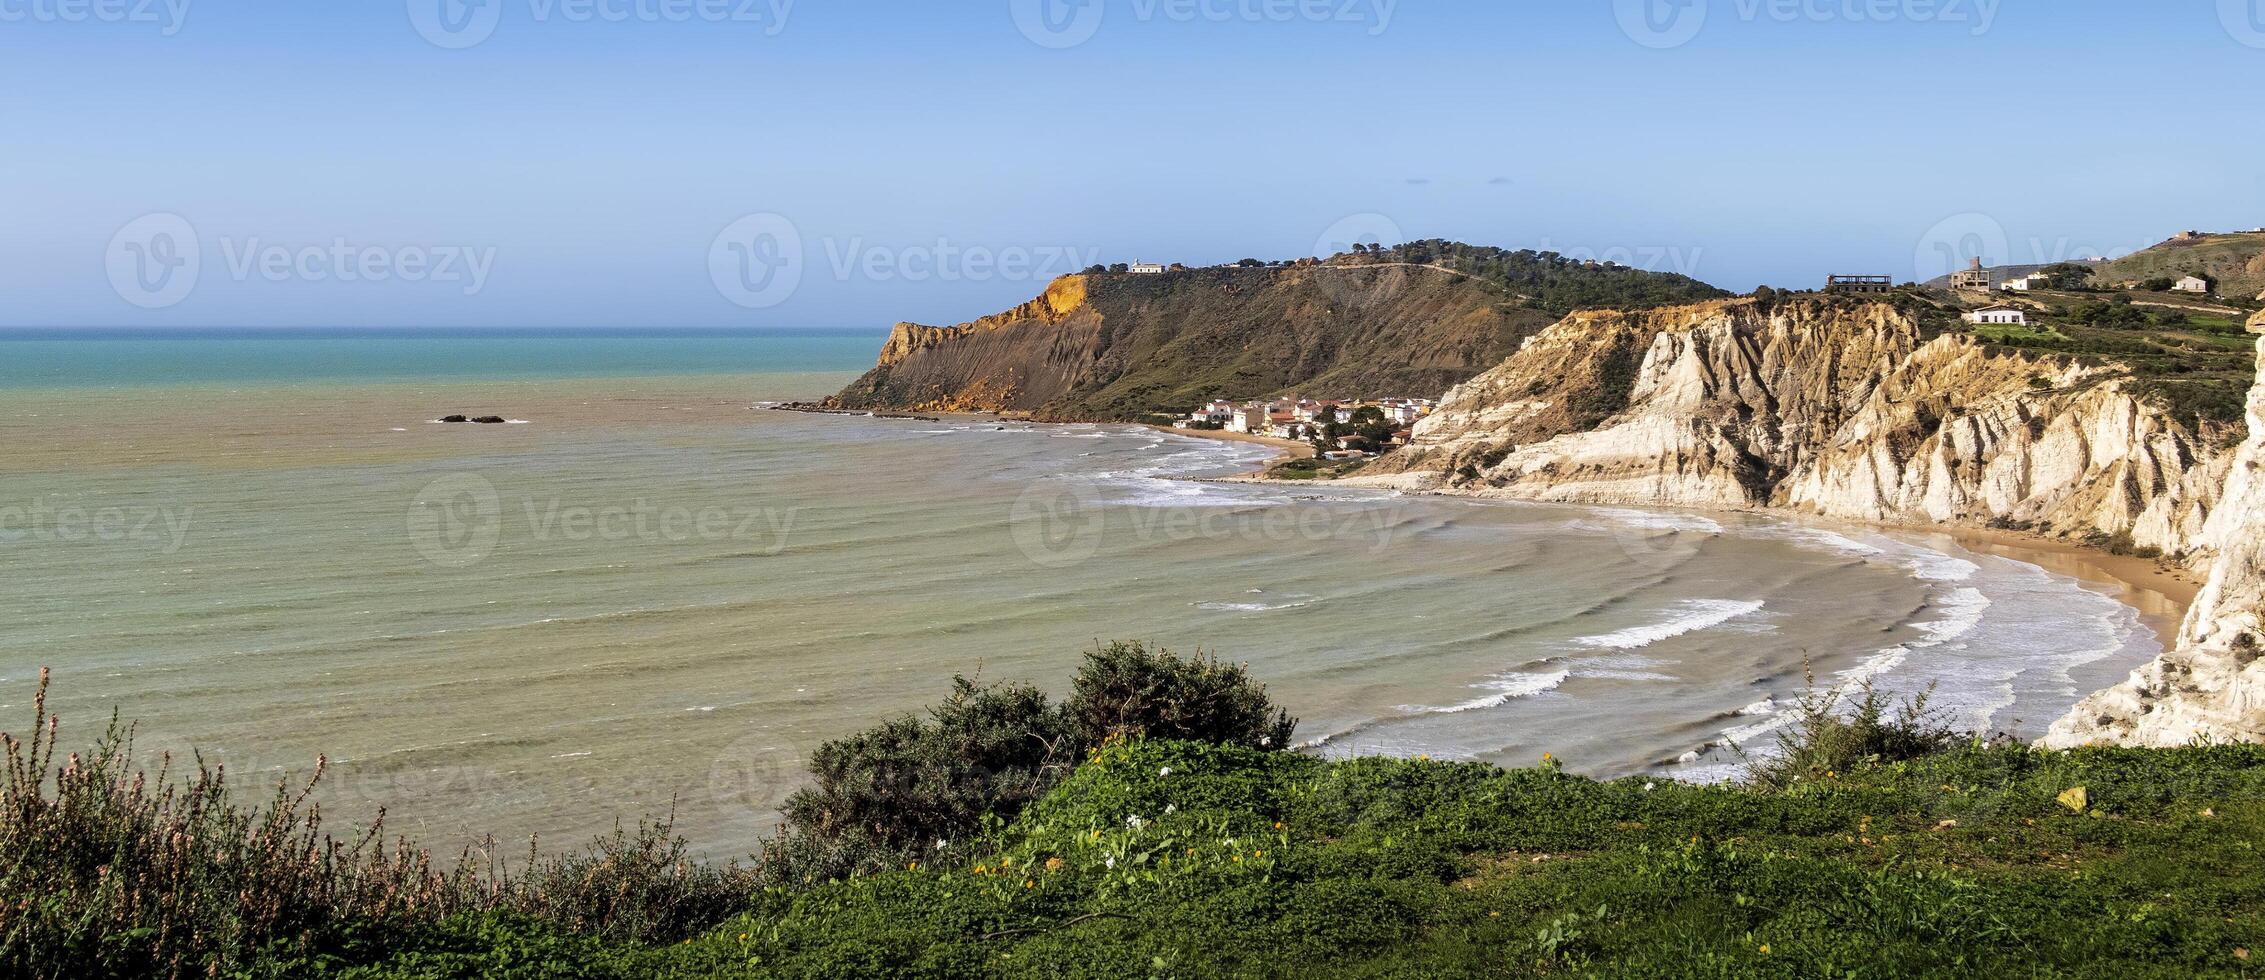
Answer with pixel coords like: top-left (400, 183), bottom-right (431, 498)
top-left (1573, 599), bottom-right (1765, 651)
top-left (1403, 670), bottom-right (1571, 715)
top-left (1912, 587), bottom-right (1991, 646)
top-left (1589, 508), bottom-right (1724, 534)
top-left (1195, 598), bottom-right (1316, 613)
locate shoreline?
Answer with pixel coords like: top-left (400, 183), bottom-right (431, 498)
top-left (839, 409), bottom-right (2198, 654)
top-left (1139, 423), bottom-right (1316, 462)
top-left (1228, 462), bottom-right (2199, 651)
top-left (1905, 523), bottom-right (2196, 646)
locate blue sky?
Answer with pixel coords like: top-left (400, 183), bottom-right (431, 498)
top-left (3, 0), bottom-right (2261, 328)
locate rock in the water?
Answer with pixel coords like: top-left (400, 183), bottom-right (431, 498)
top-left (440, 415), bottom-right (469, 423)
top-left (471, 416), bottom-right (507, 425)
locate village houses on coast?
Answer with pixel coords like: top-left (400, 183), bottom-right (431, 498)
top-left (1173, 395), bottom-right (1437, 457)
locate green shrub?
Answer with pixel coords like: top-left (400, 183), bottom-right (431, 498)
top-left (0, 669), bottom-right (752, 979)
top-left (1066, 641), bottom-right (1296, 751)
top-left (764, 643), bottom-right (1298, 886)
top-left (1748, 677), bottom-right (1962, 789)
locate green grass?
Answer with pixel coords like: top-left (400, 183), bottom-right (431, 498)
top-left (12, 666), bottom-right (2265, 978)
top-left (338, 738), bottom-right (2265, 979)
top-left (1968, 321), bottom-right (2069, 344)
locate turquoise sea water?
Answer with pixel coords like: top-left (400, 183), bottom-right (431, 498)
top-left (0, 328), bottom-right (886, 390)
top-left (0, 331), bottom-right (2176, 858)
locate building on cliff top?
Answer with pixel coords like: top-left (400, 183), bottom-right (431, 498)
top-left (1950, 257), bottom-right (1993, 291)
top-left (1825, 274), bottom-right (1894, 294)
top-left (1962, 307), bottom-right (2027, 325)
top-left (1128, 262), bottom-right (1166, 274)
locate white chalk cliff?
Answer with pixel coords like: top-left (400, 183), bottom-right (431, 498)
top-left (1344, 297), bottom-right (2265, 745)
top-left (2043, 308), bottom-right (2265, 747)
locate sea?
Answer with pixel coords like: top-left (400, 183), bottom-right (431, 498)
top-left (0, 328), bottom-right (2172, 858)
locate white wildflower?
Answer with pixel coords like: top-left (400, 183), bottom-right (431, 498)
top-left (1104, 856), bottom-right (1116, 870)
top-left (1159, 766), bottom-right (1173, 776)
top-left (1163, 804), bottom-right (1176, 815)
top-left (1643, 782), bottom-right (1655, 793)
top-left (1126, 815), bottom-right (1146, 830)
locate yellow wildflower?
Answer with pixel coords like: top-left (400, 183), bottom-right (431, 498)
top-left (1045, 857), bottom-right (1064, 871)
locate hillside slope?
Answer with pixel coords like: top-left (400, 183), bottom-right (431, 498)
top-left (2093, 232), bottom-right (2265, 300)
top-left (1343, 296), bottom-right (2265, 746)
top-left (1922, 232), bottom-right (2265, 300)
top-left (2047, 308), bottom-right (2265, 747)
top-left (827, 244), bottom-right (1726, 420)
top-left (1350, 296), bottom-right (2223, 554)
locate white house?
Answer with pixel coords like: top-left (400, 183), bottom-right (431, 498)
top-left (1128, 262), bottom-right (1167, 275)
top-left (1962, 307), bottom-right (2028, 326)
top-left (2174, 275), bottom-right (2212, 294)
top-left (1999, 273), bottom-right (2052, 292)
top-left (1225, 404), bottom-right (1267, 434)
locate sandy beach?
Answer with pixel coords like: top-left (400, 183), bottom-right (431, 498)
top-left (1926, 524), bottom-right (2196, 644)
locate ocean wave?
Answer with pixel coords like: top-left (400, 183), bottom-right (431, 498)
top-left (1572, 599), bottom-right (1765, 651)
top-left (1911, 586), bottom-right (1991, 646)
top-left (1196, 596), bottom-right (1317, 613)
top-left (1586, 508), bottom-right (1724, 535)
top-left (1401, 670), bottom-right (1571, 715)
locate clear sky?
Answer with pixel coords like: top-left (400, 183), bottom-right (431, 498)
top-left (4, 0), bottom-right (2261, 328)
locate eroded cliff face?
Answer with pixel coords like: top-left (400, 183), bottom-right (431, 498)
top-left (828, 265), bottom-right (1552, 420)
top-left (1347, 296), bottom-right (2265, 747)
top-left (1352, 298), bottom-right (2222, 557)
top-left (2043, 309), bottom-right (2265, 747)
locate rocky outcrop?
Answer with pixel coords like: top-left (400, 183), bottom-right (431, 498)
top-left (2043, 309), bottom-right (2265, 747)
top-left (1352, 298), bottom-right (2221, 555)
top-left (829, 267), bottom-right (1546, 419)
top-left (827, 244), bottom-right (1727, 421)
top-left (1344, 295), bottom-right (2265, 747)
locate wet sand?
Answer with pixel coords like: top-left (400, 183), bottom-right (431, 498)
top-left (1924, 524), bottom-right (2195, 645)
